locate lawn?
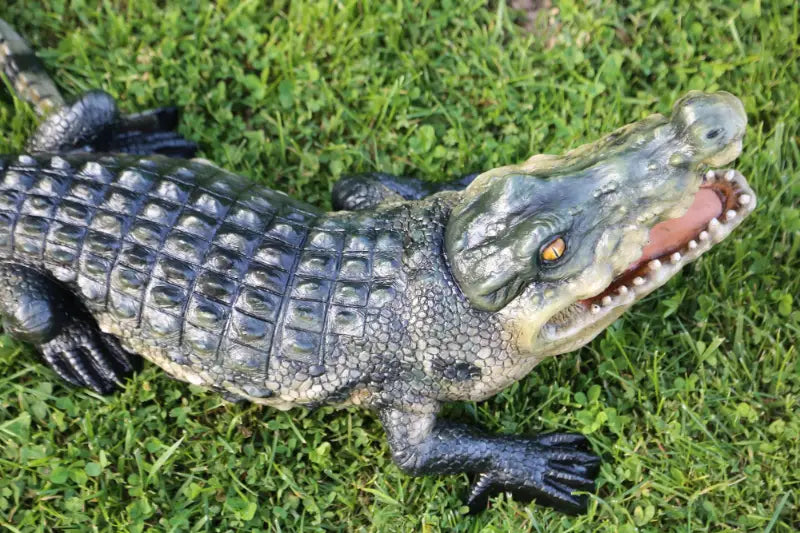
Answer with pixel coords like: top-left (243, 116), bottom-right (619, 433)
top-left (0, 1), bottom-right (798, 531)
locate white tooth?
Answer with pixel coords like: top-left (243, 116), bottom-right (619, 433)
top-left (591, 304), bottom-right (601, 314)
top-left (649, 259), bottom-right (662, 271)
top-left (618, 285), bottom-right (629, 295)
top-left (708, 218), bottom-right (720, 230)
top-left (726, 209), bottom-right (737, 221)
top-left (738, 194), bottom-right (751, 206)
top-left (705, 170), bottom-right (716, 180)
top-left (632, 276), bottom-right (645, 286)
top-left (688, 240), bottom-right (698, 249)
top-left (602, 296), bottom-right (613, 306)
top-left (671, 252), bottom-right (682, 263)
top-left (699, 231), bottom-right (710, 241)
top-left (724, 170), bottom-right (735, 181)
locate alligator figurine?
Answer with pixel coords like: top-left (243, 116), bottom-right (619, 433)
top-left (0, 20), bottom-right (756, 514)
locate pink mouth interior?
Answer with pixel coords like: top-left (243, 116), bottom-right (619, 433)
top-left (637, 187), bottom-right (723, 263)
top-left (583, 180), bottom-right (736, 305)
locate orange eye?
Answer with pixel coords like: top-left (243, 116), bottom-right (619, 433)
top-left (541, 237), bottom-right (566, 262)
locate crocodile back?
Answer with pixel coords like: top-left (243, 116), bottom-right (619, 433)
top-left (0, 152), bottom-right (407, 399)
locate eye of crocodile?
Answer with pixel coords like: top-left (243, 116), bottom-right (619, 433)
top-left (540, 236), bottom-right (566, 263)
top-left (706, 128), bottom-right (721, 140)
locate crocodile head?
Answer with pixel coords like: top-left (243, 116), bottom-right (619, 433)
top-left (446, 91), bottom-right (755, 358)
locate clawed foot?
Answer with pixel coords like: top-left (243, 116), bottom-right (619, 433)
top-left (40, 321), bottom-right (141, 394)
top-left (110, 106), bottom-right (198, 158)
top-left (466, 433), bottom-right (600, 514)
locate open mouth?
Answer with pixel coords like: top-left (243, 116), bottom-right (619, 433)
top-left (583, 168), bottom-right (756, 310)
top-left (546, 168), bottom-right (756, 337)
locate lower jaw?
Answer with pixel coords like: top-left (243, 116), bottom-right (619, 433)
top-left (538, 168), bottom-right (756, 353)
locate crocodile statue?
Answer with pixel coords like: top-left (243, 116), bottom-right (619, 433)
top-left (0, 19), bottom-right (756, 514)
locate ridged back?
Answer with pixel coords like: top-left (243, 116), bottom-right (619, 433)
top-left (0, 153), bottom-right (406, 390)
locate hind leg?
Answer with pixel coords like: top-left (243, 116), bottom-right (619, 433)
top-left (0, 18), bottom-right (196, 157)
top-left (26, 90), bottom-right (197, 157)
top-left (0, 262), bottom-right (139, 393)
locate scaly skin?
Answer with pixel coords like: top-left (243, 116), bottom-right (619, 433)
top-left (0, 152), bottom-right (534, 409)
top-left (0, 19), bottom-right (757, 514)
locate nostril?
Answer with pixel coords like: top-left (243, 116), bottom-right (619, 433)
top-left (706, 129), bottom-right (722, 140)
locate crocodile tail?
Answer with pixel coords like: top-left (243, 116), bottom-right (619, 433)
top-left (0, 18), bottom-right (64, 116)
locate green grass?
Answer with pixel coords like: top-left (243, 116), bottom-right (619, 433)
top-left (0, 0), bottom-right (798, 531)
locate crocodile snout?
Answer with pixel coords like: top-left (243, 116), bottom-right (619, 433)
top-left (671, 91), bottom-right (747, 167)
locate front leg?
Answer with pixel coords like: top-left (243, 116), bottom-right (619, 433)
top-left (332, 172), bottom-right (481, 211)
top-left (331, 173), bottom-right (406, 211)
top-left (379, 408), bottom-right (600, 514)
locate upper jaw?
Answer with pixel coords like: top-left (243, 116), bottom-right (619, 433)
top-left (537, 167), bottom-right (756, 352)
top-left (704, 137), bottom-right (744, 168)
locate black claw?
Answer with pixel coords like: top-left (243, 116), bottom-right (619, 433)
top-left (102, 333), bottom-right (141, 374)
top-left (466, 470), bottom-right (592, 515)
top-left (545, 469), bottom-right (595, 491)
top-left (63, 348), bottom-right (105, 393)
top-left (118, 106), bottom-right (181, 134)
top-left (551, 451), bottom-right (601, 472)
top-left (540, 482), bottom-right (588, 515)
top-left (84, 343), bottom-right (120, 384)
top-left (548, 462), bottom-right (597, 480)
top-left (108, 130), bottom-right (198, 158)
top-left (40, 346), bottom-right (82, 387)
top-left (111, 106), bottom-right (198, 157)
top-left (463, 432), bottom-right (599, 514)
top-left (466, 472), bottom-right (500, 514)
top-left (37, 321), bottom-right (139, 395)
top-left (76, 343), bottom-right (131, 394)
top-left (536, 432), bottom-right (591, 449)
